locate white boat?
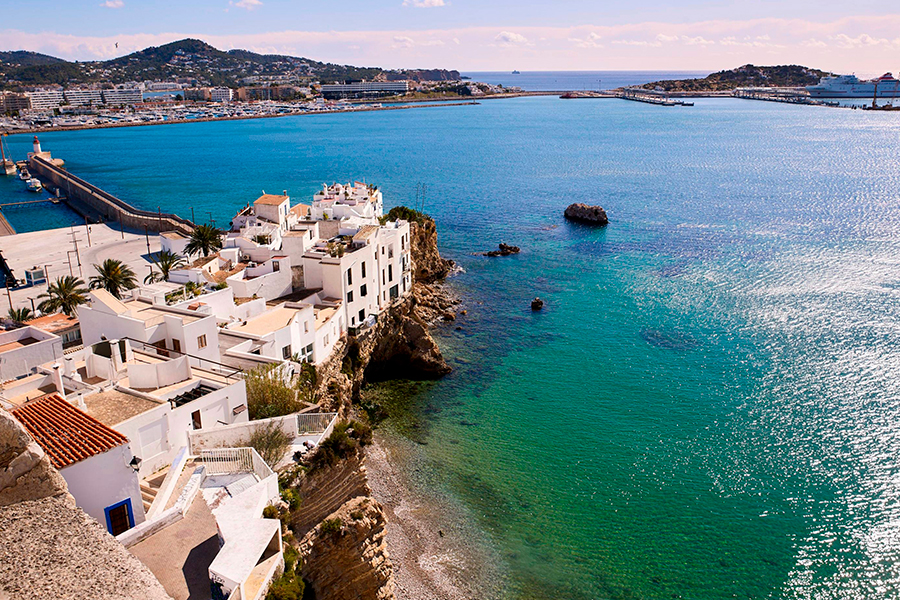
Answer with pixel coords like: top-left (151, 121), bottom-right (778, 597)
top-left (807, 73), bottom-right (900, 98)
top-left (18, 168), bottom-right (31, 181)
top-left (26, 178), bottom-right (42, 192)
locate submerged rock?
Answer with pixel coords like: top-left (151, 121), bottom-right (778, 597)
top-left (531, 297), bottom-right (544, 311)
top-left (564, 203), bottom-right (609, 225)
top-left (485, 243), bottom-right (521, 257)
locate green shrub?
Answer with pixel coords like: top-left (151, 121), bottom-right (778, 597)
top-left (263, 505), bottom-right (279, 519)
top-left (321, 518), bottom-right (343, 535)
top-left (380, 206), bottom-right (431, 225)
top-left (281, 488), bottom-right (301, 511)
top-left (248, 422), bottom-right (292, 468)
top-left (308, 420), bottom-right (372, 472)
top-left (246, 363), bottom-right (302, 420)
top-left (349, 510), bottom-right (364, 521)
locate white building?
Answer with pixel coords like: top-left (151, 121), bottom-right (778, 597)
top-left (26, 90), bottom-right (64, 111)
top-left (0, 326), bottom-right (64, 380)
top-left (373, 219), bottom-right (413, 308)
top-left (159, 231), bottom-right (190, 256)
top-left (310, 182), bottom-right (383, 224)
top-left (320, 81), bottom-right (409, 98)
top-left (63, 89), bottom-right (104, 106)
top-left (210, 87), bottom-right (234, 102)
top-left (76, 289), bottom-right (222, 364)
top-left (12, 394), bottom-right (146, 536)
top-left (102, 88), bottom-right (144, 106)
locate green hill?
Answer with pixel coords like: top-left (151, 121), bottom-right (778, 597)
top-left (641, 64), bottom-right (833, 92)
top-left (0, 38), bottom-right (460, 90)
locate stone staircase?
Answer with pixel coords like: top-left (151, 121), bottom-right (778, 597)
top-left (140, 468), bottom-right (169, 514)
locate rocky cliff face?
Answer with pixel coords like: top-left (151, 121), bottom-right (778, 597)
top-left (299, 496), bottom-right (394, 600)
top-left (294, 216), bottom-right (456, 600)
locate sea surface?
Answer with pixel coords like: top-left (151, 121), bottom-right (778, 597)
top-left (463, 70), bottom-right (711, 91)
top-left (3, 95), bottom-right (900, 599)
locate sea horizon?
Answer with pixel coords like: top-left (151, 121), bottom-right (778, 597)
top-left (462, 69), bottom-right (713, 91)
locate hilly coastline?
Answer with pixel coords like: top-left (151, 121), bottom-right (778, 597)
top-left (641, 64), bottom-right (832, 91)
top-left (0, 38), bottom-right (461, 90)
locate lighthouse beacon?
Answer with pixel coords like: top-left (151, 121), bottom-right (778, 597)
top-left (27, 135), bottom-right (52, 161)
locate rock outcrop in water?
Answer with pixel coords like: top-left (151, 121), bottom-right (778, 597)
top-left (564, 203), bottom-right (609, 225)
top-left (484, 243), bottom-right (521, 257)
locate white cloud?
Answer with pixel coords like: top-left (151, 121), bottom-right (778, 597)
top-left (682, 35), bottom-right (714, 46)
top-left (232, 0), bottom-right (262, 10)
top-left (656, 34), bottom-right (679, 43)
top-left (569, 32), bottom-right (603, 48)
top-left (101, 0), bottom-right (124, 7)
top-left (402, 0), bottom-right (445, 6)
top-left (801, 38), bottom-right (827, 48)
top-left (495, 31), bottom-right (528, 46)
top-left (392, 35), bottom-right (415, 48)
top-left (833, 33), bottom-right (895, 48)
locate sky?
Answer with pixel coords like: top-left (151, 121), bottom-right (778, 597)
top-left (2, 0), bottom-right (900, 73)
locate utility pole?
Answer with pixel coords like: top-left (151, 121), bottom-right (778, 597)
top-left (191, 207), bottom-right (196, 224)
top-left (119, 218), bottom-right (124, 239)
top-left (6, 285), bottom-right (12, 312)
top-left (84, 217), bottom-right (92, 246)
top-left (145, 226), bottom-right (151, 256)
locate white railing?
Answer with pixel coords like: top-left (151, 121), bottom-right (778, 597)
top-left (200, 447), bottom-right (274, 483)
top-left (201, 447), bottom-right (254, 476)
top-left (297, 412), bottom-right (337, 434)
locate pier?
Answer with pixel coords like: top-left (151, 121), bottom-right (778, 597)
top-left (732, 88), bottom-right (835, 106)
top-left (617, 88), bottom-right (693, 106)
top-left (28, 155), bottom-right (195, 235)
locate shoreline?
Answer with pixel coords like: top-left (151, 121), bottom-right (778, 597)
top-left (1, 100), bottom-right (480, 136)
top-left (366, 433), bottom-right (505, 600)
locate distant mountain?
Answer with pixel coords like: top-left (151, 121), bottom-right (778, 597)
top-left (0, 38), bottom-right (460, 90)
top-left (641, 64), bottom-right (833, 92)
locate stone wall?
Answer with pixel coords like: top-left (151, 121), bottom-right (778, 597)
top-left (29, 156), bottom-right (194, 235)
top-left (290, 452), bottom-right (371, 538)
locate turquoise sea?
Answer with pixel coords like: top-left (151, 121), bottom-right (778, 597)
top-left (4, 96), bottom-right (900, 599)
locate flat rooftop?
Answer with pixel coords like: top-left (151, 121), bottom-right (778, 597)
top-left (82, 389), bottom-right (163, 426)
top-left (0, 337), bottom-right (39, 353)
top-left (23, 313), bottom-right (79, 335)
top-left (233, 306), bottom-right (305, 336)
top-left (121, 299), bottom-right (205, 325)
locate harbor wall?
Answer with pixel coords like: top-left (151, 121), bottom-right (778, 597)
top-left (28, 156), bottom-right (194, 235)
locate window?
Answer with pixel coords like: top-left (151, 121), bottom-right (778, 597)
top-left (347, 290), bottom-right (354, 303)
top-left (273, 260), bottom-right (280, 272)
top-left (347, 268), bottom-right (353, 285)
top-left (104, 500), bottom-right (134, 536)
top-left (388, 245), bottom-right (394, 259)
top-left (390, 284), bottom-right (399, 300)
top-left (304, 321), bottom-right (309, 333)
top-left (352, 316), bottom-right (356, 326)
top-left (382, 270), bottom-right (385, 285)
top-left (360, 284), bottom-right (367, 297)
top-left (388, 264), bottom-right (393, 282)
top-left (324, 334), bottom-right (329, 345)
top-left (191, 410), bottom-right (202, 430)
top-left (197, 334), bottom-right (207, 349)
top-left (282, 345), bottom-right (292, 359)
top-left (361, 261), bottom-right (366, 277)
top-left (359, 309), bottom-right (365, 322)
top-left (172, 339), bottom-right (181, 354)
top-left (401, 236), bottom-right (405, 250)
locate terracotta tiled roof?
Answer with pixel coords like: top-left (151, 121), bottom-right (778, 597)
top-left (12, 395), bottom-right (129, 470)
top-left (290, 203), bottom-right (311, 217)
top-left (24, 313), bottom-right (80, 335)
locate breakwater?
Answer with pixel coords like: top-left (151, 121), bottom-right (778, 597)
top-left (28, 156), bottom-right (194, 235)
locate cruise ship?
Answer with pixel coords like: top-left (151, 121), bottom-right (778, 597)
top-left (807, 73), bottom-right (900, 98)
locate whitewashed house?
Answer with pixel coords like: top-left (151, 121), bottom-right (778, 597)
top-left (12, 394), bottom-right (146, 536)
top-left (76, 289), bottom-right (222, 364)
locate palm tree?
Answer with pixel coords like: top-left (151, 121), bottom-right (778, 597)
top-left (89, 259), bottom-right (138, 299)
top-left (184, 224), bottom-right (223, 258)
top-left (37, 276), bottom-right (89, 316)
top-left (144, 250), bottom-right (187, 284)
top-left (7, 307), bottom-right (32, 325)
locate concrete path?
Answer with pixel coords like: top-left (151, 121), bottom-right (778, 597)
top-left (1, 222), bottom-right (161, 312)
top-left (129, 495), bottom-right (219, 600)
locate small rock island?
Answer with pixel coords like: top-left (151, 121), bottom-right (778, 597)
top-left (564, 203), bottom-right (609, 225)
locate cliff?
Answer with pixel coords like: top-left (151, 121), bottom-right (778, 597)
top-left (299, 496), bottom-right (394, 600)
top-left (290, 212), bottom-right (456, 600)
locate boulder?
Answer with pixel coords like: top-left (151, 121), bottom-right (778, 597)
top-left (564, 203), bottom-right (609, 225)
top-left (485, 243), bottom-right (521, 257)
top-left (531, 298), bottom-right (544, 311)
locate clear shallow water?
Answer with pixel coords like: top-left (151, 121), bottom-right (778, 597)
top-left (4, 98), bottom-right (900, 599)
top-left (463, 70), bottom-right (711, 91)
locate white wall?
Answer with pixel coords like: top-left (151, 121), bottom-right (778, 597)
top-left (0, 327), bottom-right (64, 380)
top-left (60, 444), bottom-right (146, 533)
